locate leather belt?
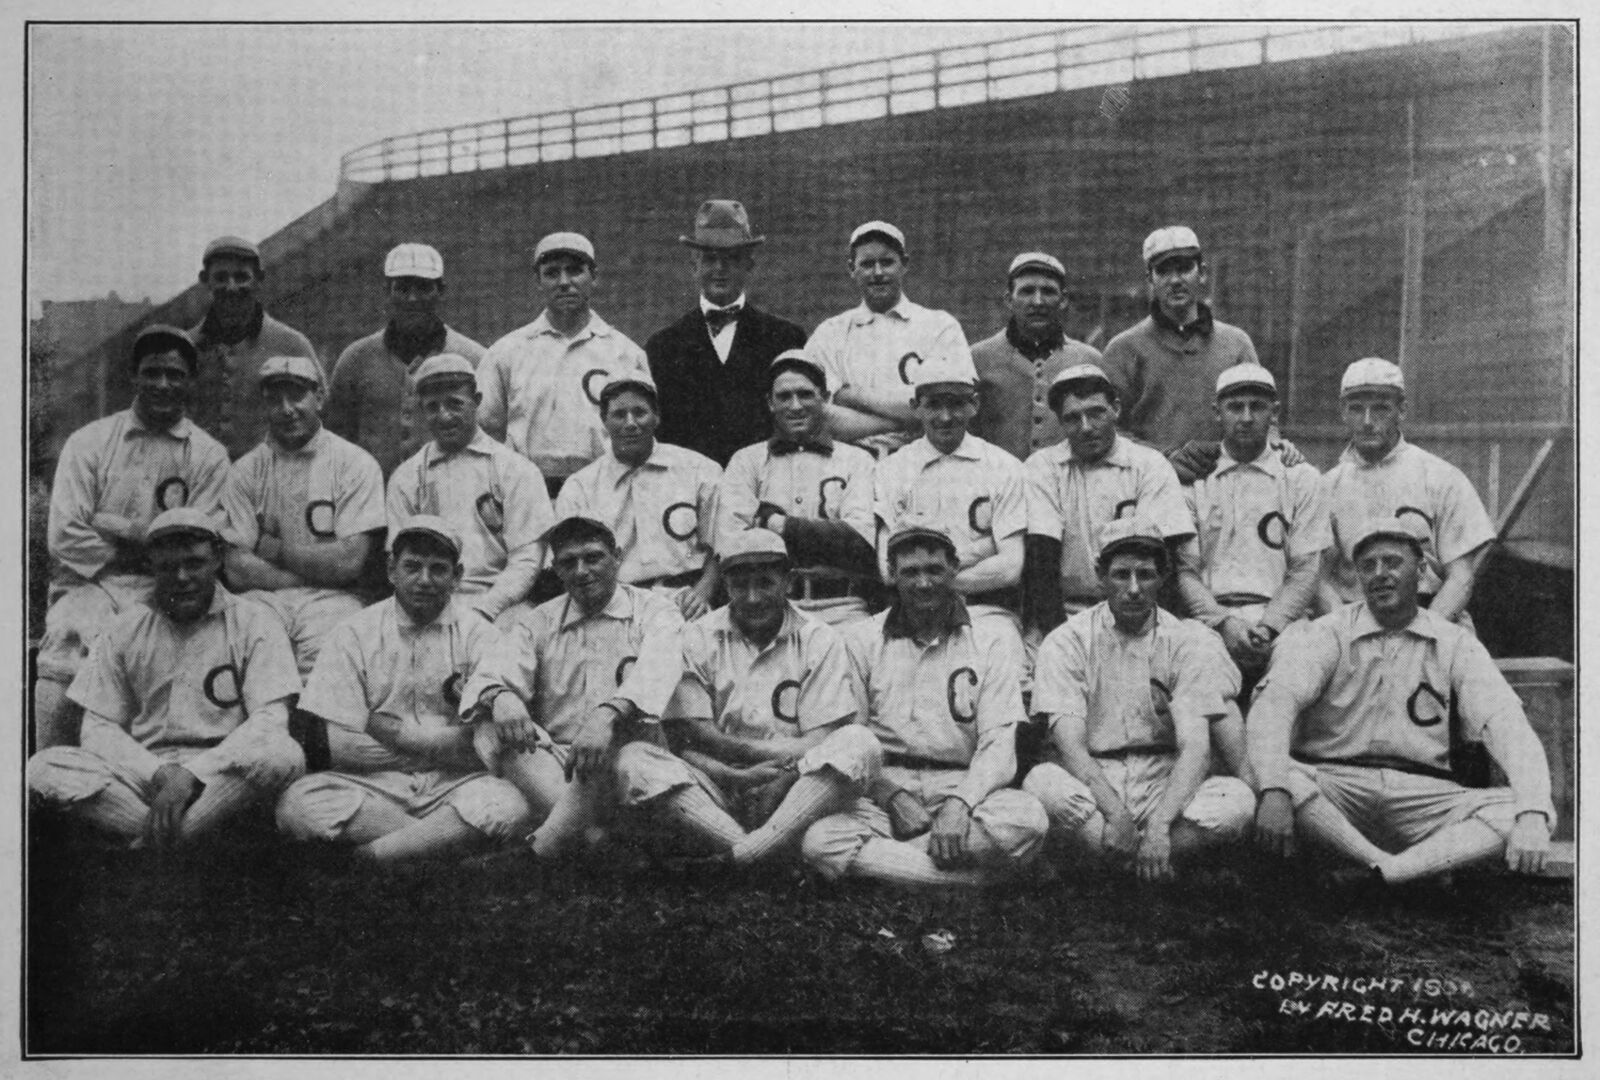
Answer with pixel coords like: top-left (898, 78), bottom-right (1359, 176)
top-left (790, 573), bottom-right (870, 602)
top-left (1215, 593), bottom-right (1271, 607)
top-left (634, 569), bottom-right (701, 590)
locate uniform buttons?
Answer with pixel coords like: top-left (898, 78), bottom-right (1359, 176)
top-left (794, 497), bottom-right (803, 505)
top-left (1034, 416), bottom-right (1043, 424)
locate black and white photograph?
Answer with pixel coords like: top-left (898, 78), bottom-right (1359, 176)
top-left (10, 2), bottom-right (1586, 1073)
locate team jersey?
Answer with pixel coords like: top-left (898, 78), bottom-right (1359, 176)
top-left (220, 427), bottom-right (386, 554)
top-left (717, 437), bottom-right (876, 553)
top-left (555, 442), bottom-right (720, 586)
top-left (1097, 309), bottom-right (1258, 452)
top-left (664, 604), bottom-right (861, 741)
top-left (873, 433), bottom-right (1025, 578)
top-left (970, 327), bottom-right (1105, 461)
top-left (463, 583), bottom-right (684, 745)
top-left (1024, 434), bottom-right (1193, 604)
top-left (1186, 448), bottom-right (1330, 602)
top-left (47, 409), bottom-right (229, 582)
top-left (1033, 604), bottom-right (1233, 756)
top-left (1320, 438), bottom-right (1495, 602)
top-left (68, 587), bottom-right (301, 764)
top-left (386, 431), bottom-right (553, 620)
top-left (476, 311), bottom-right (651, 480)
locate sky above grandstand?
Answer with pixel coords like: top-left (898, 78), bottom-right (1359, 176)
top-left (27, 20), bottom-right (1038, 313)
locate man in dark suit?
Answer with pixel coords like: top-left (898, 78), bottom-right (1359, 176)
top-left (647, 200), bottom-right (808, 466)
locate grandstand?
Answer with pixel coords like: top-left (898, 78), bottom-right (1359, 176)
top-left (43, 20), bottom-right (1573, 649)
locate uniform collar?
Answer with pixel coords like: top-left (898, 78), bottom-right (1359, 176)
top-left (531, 309), bottom-right (609, 342)
top-left (908, 431), bottom-right (982, 464)
top-left (383, 318), bottom-right (448, 362)
top-left (710, 603), bottom-right (804, 651)
top-left (558, 584), bottom-right (634, 631)
top-left (849, 295), bottom-right (916, 326)
top-left (883, 592), bottom-right (971, 641)
top-left (1215, 443), bottom-right (1284, 478)
top-left (606, 442), bottom-right (668, 476)
top-left (268, 425), bottom-right (329, 459)
top-left (125, 408), bottom-right (195, 441)
top-left (1340, 435), bottom-right (1409, 468)
top-left (1093, 599), bottom-right (1170, 639)
top-left (1149, 299), bottom-right (1214, 338)
top-left (195, 302), bottom-right (266, 347)
top-left (426, 428), bottom-right (496, 464)
top-left (1350, 601), bottom-right (1442, 642)
top-left (1004, 317), bottom-right (1066, 360)
top-left (393, 595), bottom-right (461, 632)
top-left (768, 431), bottom-right (834, 457)
top-left (1061, 432), bottom-right (1132, 468)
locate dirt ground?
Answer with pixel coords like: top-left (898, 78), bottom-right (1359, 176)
top-left (23, 813), bottom-right (1576, 1058)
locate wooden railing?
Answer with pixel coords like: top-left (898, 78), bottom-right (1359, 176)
top-left (339, 21), bottom-right (1503, 184)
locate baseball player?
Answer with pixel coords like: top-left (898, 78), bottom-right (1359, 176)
top-left (1022, 517), bottom-right (1255, 882)
top-left (181, 235), bottom-right (322, 460)
top-left (386, 353), bottom-right (554, 624)
top-left (275, 516), bottom-right (530, 863)
top-left (615, 530), bottom-right (879, 866)
top-left (460, 516), bottom-right (684, 862)
top-left (647, 200), bottom-right (809, 466)
top-left (1022, 363), bottom-right (1193, 637)
top-left (1097, 226), bottom-right (1268, 480)
top-left (873, 352), bottom-right (1028, 662)
top-left (27, 508), bottom-right (304, 849)
top-left (1318, 358), bottom-right (1496, 624)
top-left (805, 220), bottom-right (975, 456)
top-left (802, 523), bottom-right (1047, 889)
top-left (476, 232), bottom-right (652, 499)
top-left (325, 243), bottom-right (488, 478)
top-left (219, 355), bottom-right (386, 677)
top-left (971, 251), bottom-right (1107, 463)
top-left (717, 350), bottom-right (878, 626)
top-left (554, 377), bottom-right (722, 620)
top-left (1176, 364), bottom-right (1331, 684)
top-left (36, 324), bottom-right (230, 749)
top-left (1250, 517), bottom-right (1554, 884)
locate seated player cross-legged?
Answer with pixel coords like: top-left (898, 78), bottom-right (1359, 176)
top-left (28, 508), bottom-right (305, 850)
top-left (802, 522), bottom-right (1047, 889)
top-left (1249, 517), bottom-right (1554, 886)
top-left (275, 515), bottom-right (530, 864)
top-left (460, 516), bottom-right (685, 863)
top-left (614, 529), bottom-right (880, 867)
top-left (1023, 517), bottom-right (1255, 882)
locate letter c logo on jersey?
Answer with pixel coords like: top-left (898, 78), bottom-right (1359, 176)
top-left (304, 500), bottom-right (337, 539)
top-left (476, 493), bottom-right (506, 534)
top-left (1395, 506), bottom-right (1435, 537)
top-left (770, 679), bottom-right (801, 725)
top-left (1256, 511), bottom-right (1288, 551)
top-left (581, 369), bottom-right (610, 406)
top-left (203, 664), bottom-right (243, 709)
top-left (662, 503), bottom-right (699, 542)
top-left (614, 656), bottom-right (636, 686)
top-left (967, 496), bottom-right (993, 536)
top-left (1148, 677), bottom-right (1174, 719)
top-left (441, 672), bottom-right (464, 709)
top-left (154, 476), bottom-right (190, 512)
top-left (1113, 499), bottom-right (1138, 520)
top-left (947, 667), bottom-right (978, 724)
top-left (897, 352), bottom-right (923, 385)
top-left (1407, 682), bottom-right (1448, 727)
top-left (817, 477), bottom-right (845, 521)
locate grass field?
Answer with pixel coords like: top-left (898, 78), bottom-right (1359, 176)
top-left (24, 811), bottom-right (1576, 1058)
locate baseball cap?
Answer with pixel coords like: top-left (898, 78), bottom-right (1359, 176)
top-left (1142, 226), bottom-right (1202, 267)
top-left (1047, 362), bottom-right (1118, 413)
top-left (541, 515), bottom-right (618, 552)
top-left (534, 231), bottom-right (596, 267)
top-left (769, 348), bottom-right (828, 393)
top-left (1097, 515), bottom-right (1166, 562)
top-left (384, 243), bottom-right (444, 280)
top-left (1215, 363), bottom-right (1278, 399)
top-left (413, 353), bottom-right (477, 391)
top-left (130, 324), bottom-right (198, 371)
top-left (885, 518), bottom-right (957, 563)
top-left (1350, 516), bottom-right (1426, 560)
top-left (146, 507), bottom-right (223, 546)
top-left (1340, 357), bottom-right (1405, 397)
top-left (392, 514), bottom-right (464, 560)
top-left (1007, 251), bottom-right (1067, 283)
top-left (597, 375), bottom-right (659, 414)
top-left (849, 220), bottom-right (907, 257)
top-left (680, 199), bottom-right (765, 249)
top-left (719, 528), bottom-right (792, 571)
top-left (910, 352), bottom-right (978, 395)
top-left (202, 235), bottom-right (260, 265)
top-left (257, 354), bottom-right (322, 389)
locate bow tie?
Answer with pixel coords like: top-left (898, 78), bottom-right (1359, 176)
top-left (704, 305), bottom-right (742, 335)
top-left (769, 437), bottom-right (832, 457)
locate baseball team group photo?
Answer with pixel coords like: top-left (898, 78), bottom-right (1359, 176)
top-left (19, 18), bottom-right (1577, 1062)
